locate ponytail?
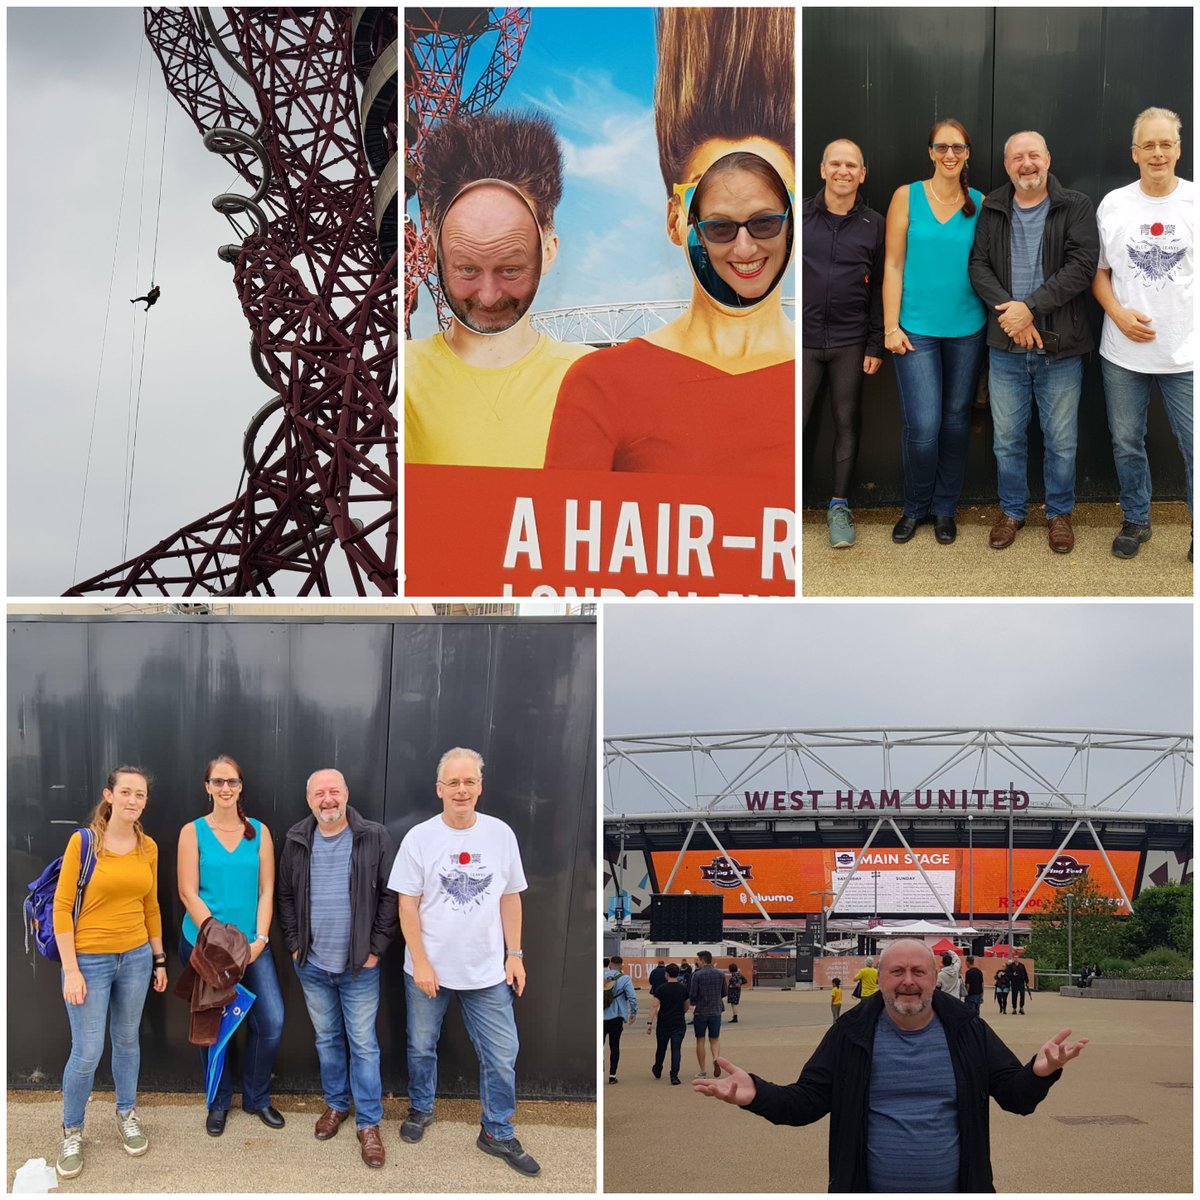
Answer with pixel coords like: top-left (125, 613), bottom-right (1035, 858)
top-left (236, 797), bottom-right (256, 841)
top-left (960, 164), bottom-right (975, 217)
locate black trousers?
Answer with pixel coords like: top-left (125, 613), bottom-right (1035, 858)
top-left (603, 1017), bottom-right (625, 1075)
top-left (654, 1027), bottom-right (685, 1078)
top-left (802, 342), bottom-right (868, 499)
top-left (1010, 981), bottom-right (1027, 1011)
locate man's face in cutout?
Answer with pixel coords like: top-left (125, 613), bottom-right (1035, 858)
top-left (438, 184), bottom-right (543, 334)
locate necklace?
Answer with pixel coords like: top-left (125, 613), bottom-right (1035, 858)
top-left (209, 815), bottom-right (243, 832)
top-left (928, 181), bottom-right (961, 206)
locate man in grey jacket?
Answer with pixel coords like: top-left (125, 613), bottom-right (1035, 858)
top-left (278, 769), bottom-right (398, 1168)
top-left (969, 131), bottom-right (1099, 555)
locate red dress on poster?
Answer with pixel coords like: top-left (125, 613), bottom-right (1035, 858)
top-left (543, 338), bottom-right (794, 478)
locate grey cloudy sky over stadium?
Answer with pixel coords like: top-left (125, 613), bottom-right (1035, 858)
top-left (604, 602), bottom-right (1193, 814)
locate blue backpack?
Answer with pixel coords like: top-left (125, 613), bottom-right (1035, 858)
top-left (24, 829), bottom-right (98, 961)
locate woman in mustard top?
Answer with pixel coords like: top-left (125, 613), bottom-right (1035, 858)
top-left (53, 766), bottom-right (167, 1180)
top-left (177, 754), bottom-right (283, 1136)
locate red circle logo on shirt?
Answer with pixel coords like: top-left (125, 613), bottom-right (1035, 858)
top-left (459, 851), bottom-right (471, 865)
top-left (1151, 222), bottom-right (1165, 237)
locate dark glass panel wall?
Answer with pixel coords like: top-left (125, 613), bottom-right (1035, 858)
top-left (8, 615), bottom-right (596, 1099)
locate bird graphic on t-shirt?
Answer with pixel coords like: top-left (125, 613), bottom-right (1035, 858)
top-left (1127, 241), bottom-right (1187, 287)
top-left (439, 868), bottom-right (493, 908)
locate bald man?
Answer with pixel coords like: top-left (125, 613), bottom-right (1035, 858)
top-left (406, 113), bottom-right (593, 468)
top-left (803, 139), bottom-right (885, 548)
top-left (695, 938), bottom-right (1088, 1192)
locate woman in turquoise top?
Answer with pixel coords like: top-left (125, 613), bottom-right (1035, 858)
top-left (883, 118), bottom-right (987, 545)
top-left (177, 755), bottom-right (284, 1136)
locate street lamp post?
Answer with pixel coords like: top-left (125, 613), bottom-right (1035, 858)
top-left (967, 814), bottom-right (974, 929)
top-left (1007, 780), bottom-right (1015, 959)
top-left (1066, 892), bottom-right (1074, 984)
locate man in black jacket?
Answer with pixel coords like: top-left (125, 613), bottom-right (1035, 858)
top-left (694, 938), bottom-right (1087, 1192)
top-left (969, 131), bottom-right (1099, 555)
top-left (803, 138), bottom-right (886, 548)
top-left (278, 768), bottom-right (399, 1168)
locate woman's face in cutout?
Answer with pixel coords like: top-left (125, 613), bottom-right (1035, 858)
top-left (673, 139), bottom-right (795, 309)
top-left (693, 165), bottom-right (791, 301)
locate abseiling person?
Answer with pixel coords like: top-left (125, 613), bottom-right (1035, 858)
top-left (544, 7), bottom-right (794, 477)
top-left (694, 938), bottom-right (1088, 1192)
top-left (405, 113), bottom-right (593, 468)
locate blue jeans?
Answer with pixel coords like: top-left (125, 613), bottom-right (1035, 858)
top-left (965, 994), bottom-right (983, 1017)
top-left (294, 957), bottom-right (383, 1128)
top-left (654, 1027), bottom-right (685, 1077)
top-left (988, 349), bottom-right (1083, 519)
top-left (61, 942), bottom-right (152, 1128)
top-left (179, 936), bottom-right (284, 1111)
top-left (1101, 359), bottom-right (1193, 522)
top-left (404, 973), bottom-right (519, 1140)
top-left (893, 329), bottom-right (985, 517)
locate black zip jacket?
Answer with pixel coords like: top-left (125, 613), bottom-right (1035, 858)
top-left (742, 989), bottom-right (1062, 1192)
top-left (968, 173), bottom-right (1098, 359)
top-left (277, 805), bottom-right (399, 973)
top-left (802, 189), bottom-right (886, 356)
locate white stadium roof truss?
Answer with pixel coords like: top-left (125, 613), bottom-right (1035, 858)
top-left (604, 727), bottom-right (1193, 927)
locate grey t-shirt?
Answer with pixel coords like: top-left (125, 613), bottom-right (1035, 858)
top-left (308, 825), bottom-right (354, 973)
top-left (1008, 195), bottom-right (1049, 351)
top-left (867, 1011), bottom-right (960, 1192)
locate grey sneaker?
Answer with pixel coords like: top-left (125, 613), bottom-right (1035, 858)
top-left (1112, 521), bottom-right (1151, 558)
top-left (116, 1107), bottom-right (149, 1156)
top-left (57, 1126), bottom-right (84, 1179)
top-left (399, 1108), bottom-right (434, 1143)
top-left (827, 504), bottom-right (856, 548)
top-left (476, 1125), bottom-right (541, 1176)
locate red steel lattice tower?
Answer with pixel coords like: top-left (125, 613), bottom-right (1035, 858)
top-left (67, 7), bottom-right (397, 596)
top-left (403, 7), bottom-right (530, 336)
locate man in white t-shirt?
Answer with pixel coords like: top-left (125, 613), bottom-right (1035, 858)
top-left (387, 747), bottom-right (539, 1176)
top-left (1092, 105), bottom-right (1194, 561)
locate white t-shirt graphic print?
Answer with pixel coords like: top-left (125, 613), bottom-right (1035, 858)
top-left (1096, 177), bottom-right (1194, 372)
top-left (389, 812), bottom-right (528, 990)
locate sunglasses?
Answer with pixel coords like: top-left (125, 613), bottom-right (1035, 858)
top-left (930, 142), bottom-right (970, 155)
top-left (672, 181), bottom-right (795, 244)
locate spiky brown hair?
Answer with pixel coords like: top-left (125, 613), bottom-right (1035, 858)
top-left (655, 7), bottom-right (795, 194)
top-left (418, 111), bottom-right (564, 231)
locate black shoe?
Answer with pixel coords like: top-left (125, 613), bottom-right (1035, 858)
top-left (651, 1065), bottom-right (662, 1079)
top-left (477, 1125), bottom-right (541, 1176)
top-left (892, 514), bottom-right (923, 543)
top-left (247, 1105), bottom-right (285, 1129)
top-left (934, 515), bottom-right (957, 545)
top-left (399, 1108), bottom-right (434, 1143)
top-left (206, 1108), bottom-right (228, 1137)
top-left (608, 1075), bottom-right (618, 1084)
top-left (670, 1075), bottom-right (681, 1085)
top-left (1112, 521), bottom-right (1151, 558)
top-left (730, 1015), bottom-right (738, 1023)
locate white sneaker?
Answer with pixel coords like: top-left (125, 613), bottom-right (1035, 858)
top-left (693, 1071), bottom-right (708, 1079)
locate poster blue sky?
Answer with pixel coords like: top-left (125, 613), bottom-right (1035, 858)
top-left (408, 7), bottom-right (795, 339)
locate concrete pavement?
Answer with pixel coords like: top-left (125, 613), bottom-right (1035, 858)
top-left (7, 1093), bottom-right (595, 1193)
top-left (604, 988), bottom-right (1191, 1193)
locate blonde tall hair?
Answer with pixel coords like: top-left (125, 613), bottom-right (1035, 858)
top-left (88, 765), bottom-right (152, 854)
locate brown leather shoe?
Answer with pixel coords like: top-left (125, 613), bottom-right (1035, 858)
top-left (314, 1107), bottom-right (349, 1140)
top-left (988, 514), bottom-right (1025, 549)
top-left (358, 1124), bottom-right (385, 1168)
top-left (1048, 514), bottom-right (1074, 554)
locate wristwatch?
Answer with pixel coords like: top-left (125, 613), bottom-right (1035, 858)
top-left (256, 934), bottom-right (269, 944)
top-left (506, 949), bottom-right (524, 958)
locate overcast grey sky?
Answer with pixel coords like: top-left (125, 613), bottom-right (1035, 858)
top-left (604, 602), bottom-right (1193, 814)
top-left (7, 8), bottom-right (364, 595)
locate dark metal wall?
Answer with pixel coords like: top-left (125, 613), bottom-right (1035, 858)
top-left (8, 616), bottom-right (596, 1099)
top-left (803, 7), bottom-right (1193, 506)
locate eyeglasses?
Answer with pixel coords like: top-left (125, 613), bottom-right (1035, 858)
top-left (207, 777), bottom-right (243, 788)
top-left (438, 778), bottom-right (481, 789)
top-left (694, 213), bottom-right (790, 243)
top-left (930, 143), bottom-right (969, 155)
top-left (1135, 140), bottom-right (1179, 153)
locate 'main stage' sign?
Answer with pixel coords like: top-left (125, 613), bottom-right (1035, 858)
top-left (744, 788), bottom-right (1031, 812)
